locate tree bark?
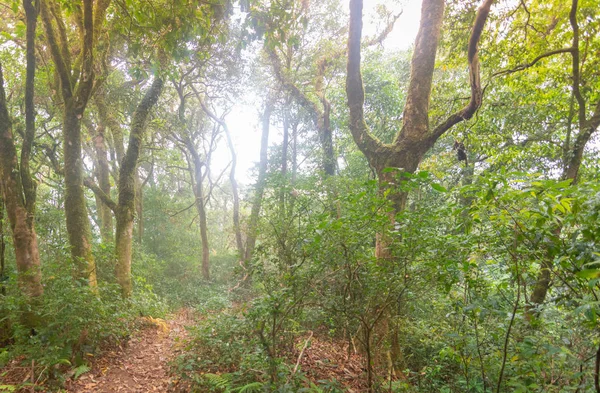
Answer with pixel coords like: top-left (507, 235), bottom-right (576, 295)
top-left (114, 77), bottom-right (163, 297)
top-left (0, 190), bottom-right (5, 296)
top-left (0, 0), bottom-right (44, 303)
top-left (0, 63), bottom-right (43, 300)
top-left (0, 190), bottom-right (5, 295)
top-left (93, 123), bottom-right (113, 243)
top-left (40, 0), bottom-right (109, 287)
top-left (244, 99), bottom-right (273, 263)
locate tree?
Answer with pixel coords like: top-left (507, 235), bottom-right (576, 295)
top-left (346, 0), bottom-right (494, 257)
top-left (0, 62), bottom-right (43, 301)
top-left (0, 0), bottom-right (43, 304)
top-left (40, 0), bottom-right (112, 286)
top-left (86, 77), bottom-right (164, 296)
top-left (244, 98), bottom-right (275, 264)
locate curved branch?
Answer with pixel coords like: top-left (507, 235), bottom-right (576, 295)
top-left (345, 0), bottom-right (383, 157)
top-left (430, 0), bottom-right (495, 142)
top-left (84, 177), bottom-right (117, 212)
top-left (492, 48), bottom-right (573, 77)
top-left (569, 0), bottom-right (586, 128)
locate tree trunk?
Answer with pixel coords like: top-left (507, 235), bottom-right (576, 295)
top-left (40, 0), bottom-right (100, 287)
top-left (346, 0), bottom-right (493, 379)
top-left (114, 77), bottom-right (163, 297)
top-left (93, 124), bottom-right (113, 243)
top-left (0, 63), bottom-right (44, 300)
top-left (63, 108), bottom-right (98, 286)
top-left (527, 0), bottom-right (600, 312)
top-left (135, 171), bottom-right (143, 244)
top-left (0, 1), bottom-right (44, 303)
top-left (0, 191), bottom-right (5, 295)
top-left (223, 123), bottom-right (244, 259)
top-left (244, 99), bottom-right (273, 263)
top-left (188, 148), bottom-right (210, 280)
top-left (198, 100), bottom-right (243, 260)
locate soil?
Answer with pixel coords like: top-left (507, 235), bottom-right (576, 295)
top-left (64, 309), bottom-right (192, 393)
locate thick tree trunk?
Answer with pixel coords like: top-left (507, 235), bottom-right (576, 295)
top-left (135, 172), bottom-right (143, 244)
top-left (0, 64), bottom-right (44, 300)
top-left (114, 77), bottom-right (163, 297)
top-left (40, 0), bottom-right (101, 288)
top-left (64, 108), bottom-right (98, 286)
top-left (244, 100), bottom-right (273, 263)
top-left (0, 191), bottom-right (5, 296)
top-left (115, 207), bottom-right (134, 296)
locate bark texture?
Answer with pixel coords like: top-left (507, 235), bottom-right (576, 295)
top-left (115, 77), bottom-right (164, 297)
top-left (40, 0), bottom-right (113, 286)
top-left (346, 0), bottom-right (492, 210)
top-left (0, 191), bottom-right (5, 295)
top-left (0, 62), bottom-right (43, 299)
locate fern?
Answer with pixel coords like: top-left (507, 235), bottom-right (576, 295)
top-left (73, 364), bottom-right (91, 380)
top-left (203, 373), bottom-right (264, 393)
top-left (204, 373), bottom-right (233, 391)
top-left (233, 381), bottom-right (264, 393)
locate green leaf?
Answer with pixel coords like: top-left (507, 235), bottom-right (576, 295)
top-left (431, 183), bottom-right (447, 193)
top-left (575, 269), bottom-right (600, 279)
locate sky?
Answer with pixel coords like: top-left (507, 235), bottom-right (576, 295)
top-left (212, 0), bottom-right (422, 186)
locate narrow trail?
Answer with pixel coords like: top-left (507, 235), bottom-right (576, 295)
top-left (66, 309), bottom-right (193, 393)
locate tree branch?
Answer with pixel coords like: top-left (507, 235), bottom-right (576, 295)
top-left (492, 48), bottom-right (573, 77)
top-left (429, 0), bottom-right (495, 142)
top-left (84, 177), bottom-right (117, 212)
top-left (40, 0), bottom-right (72, 99)
top-left (345, 0), bottom-right (384, 157)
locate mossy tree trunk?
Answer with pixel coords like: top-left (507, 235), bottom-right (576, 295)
top-left (0, 57), bottom-right (43, 301)
top-left (115, 78), bottom-right (163, 297)
top-left (85, 77), bottom-right (163, 297)
top-left (40, 0), bottom-right (111, 287)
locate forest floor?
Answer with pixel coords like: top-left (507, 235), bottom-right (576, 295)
top-left (64, 309), bottom-right (193, 393)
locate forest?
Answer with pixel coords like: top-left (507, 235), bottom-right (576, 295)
top-left (0, 0), bottom-right (599, 391)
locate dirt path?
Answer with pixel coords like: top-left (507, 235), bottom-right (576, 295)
top-left (66, 309), bottom-right (192, 393)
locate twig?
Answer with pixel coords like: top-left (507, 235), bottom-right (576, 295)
top-left (292, 331), bottom-right (314, 376)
